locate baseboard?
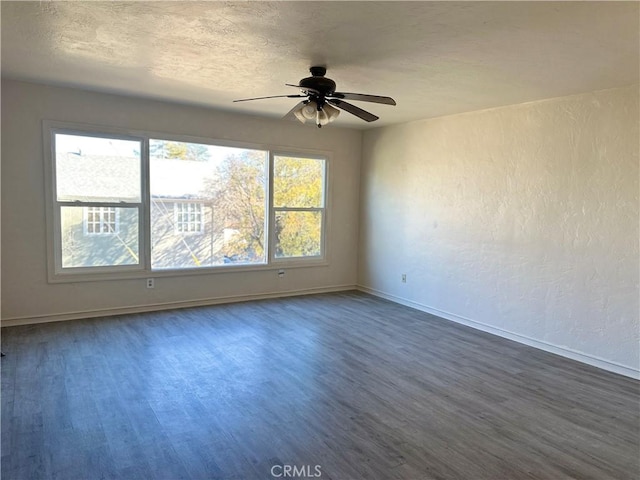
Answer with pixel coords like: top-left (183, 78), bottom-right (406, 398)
top-left (358, 285), bottom-right (640, 380)
top-left (1, 284), bottom-right (357, 327)
top-left (5, 284), bottom-right (637, 380)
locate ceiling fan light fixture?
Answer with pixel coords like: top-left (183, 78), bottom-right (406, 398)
top-left (316, 108), bottom-right (329, 127)
top-left (301, 101), bottom-right (318, 120)
top-left (323, 103), bottom-right (340, 122)
top-left (316, 103), bottom-right (340, 127)
top-left (293, 108), bottom-right (306, 124)
top-left (295, 100), bottom-right (337, 125)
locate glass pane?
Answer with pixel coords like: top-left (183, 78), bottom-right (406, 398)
top-left (274, 156), bottom-right (325, 208)
top-left (60, 207), bottom-right (139, 268)
top-left (275, 211), bottom-right (322, 258)
top-left (150, 140), bottom-right (267, 269)
top-left (55, 134), bottom-right (141, 202)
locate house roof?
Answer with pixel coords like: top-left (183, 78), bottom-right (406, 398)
top-left (56, 153), bottom-right (216, 202)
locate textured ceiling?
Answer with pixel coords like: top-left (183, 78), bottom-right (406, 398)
top-left (1, 1), bottom-right (638, 129)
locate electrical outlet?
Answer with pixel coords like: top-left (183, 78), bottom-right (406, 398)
top-left (401, 274), bottom-right (407, 283)
top-left (278, 269), bottom-right (285, 278)
top-left (146, 278), bottom-right (154, 289)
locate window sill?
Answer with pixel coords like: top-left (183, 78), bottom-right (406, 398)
top-left (47, 259), bottom-right (329, 284)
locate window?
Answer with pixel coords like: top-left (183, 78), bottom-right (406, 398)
top-left (84, 206), bottom-right (119, 235)
top-left (149, 140), bottom-right (268, 270)
top-left (272, 155), bottom-right (326, 259)
top-left (174, 203), bottom-right (203, 234)
top-left (52, 132), bottom-right (142, 271)
top-left (46, 124), bottom-right (327, 280)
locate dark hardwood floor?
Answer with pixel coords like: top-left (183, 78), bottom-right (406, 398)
top-left (2, 291), bottom-right (638, 479)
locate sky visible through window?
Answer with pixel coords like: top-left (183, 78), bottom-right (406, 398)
top-left (55, 134), bottom-right (243, 168)
top-left (55, 134), bottom-right (139, 157)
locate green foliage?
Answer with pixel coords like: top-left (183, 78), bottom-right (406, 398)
top-left (275, 211), bottom-right (322, 258)
top-left (150, 140), bottom-right (211, 162)
top-left (274, 156), bottom-right (323, 208)
top-left (166, 142), bottom-right (188, 159)
top-left (202, 153), bottom-right (325, 261)
top-left (274, 156), bottom-right (324, 258)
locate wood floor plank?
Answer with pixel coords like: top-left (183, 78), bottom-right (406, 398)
top-left (2, 291), bottom-right (638, 479)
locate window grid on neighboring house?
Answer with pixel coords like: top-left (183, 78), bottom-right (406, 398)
top-left (84, 206), bottom-right (119, 235)
top-left (174, 203), bottom-right (203, 233)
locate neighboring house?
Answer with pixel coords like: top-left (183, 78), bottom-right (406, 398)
top-left (58, 153), bottom-right (252, 270)
top-left (150, 197), bottom-right (218, 269)
top-left (61, 205), bottom-right (139, 268)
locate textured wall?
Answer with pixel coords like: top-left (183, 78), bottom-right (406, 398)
top-left (359, 85), bottom-right (639, 376)
top-left (1, 80), bottom-right (362, 322)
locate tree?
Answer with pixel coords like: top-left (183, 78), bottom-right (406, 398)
top-left (273, 156), bottom-right (324, 257)
top-left (200, 153), bottom-right (324, 262)
top-left (150, 140), bottom-right (211, 162)
top-left (206, 151), bottom-right (267, 262)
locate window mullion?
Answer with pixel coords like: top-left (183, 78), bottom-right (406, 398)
top-left (141, 137), bottom-right (151, 272)
top-left (268, 151), bottom-right (275, 263)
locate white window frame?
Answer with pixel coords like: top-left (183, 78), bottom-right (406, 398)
top-left (84, 206), bottom-right (120, 235)
top-left (269, 153), bottom-right (327, 264)
top-left (44, 123), bottom-right (146, 279)
top-left (43, 120), bottom-right (329, 283)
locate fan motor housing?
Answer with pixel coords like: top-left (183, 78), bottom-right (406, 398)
top-left (299, 74), bottom-right (336, 96)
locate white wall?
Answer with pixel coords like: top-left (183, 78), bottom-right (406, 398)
top-left (3, 79), bottom-right (638, 378)
top-left (1, 80), bottom-right (362, 323)
top-left (359, 85), bottom-right (639, 378)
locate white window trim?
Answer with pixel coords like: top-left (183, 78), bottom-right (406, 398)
top-left (44, 123), bottom-right (146, 279)
top-left (43, 120), bottom-right (331, 283)
top-left (269, 152), bottom-right (328, 263)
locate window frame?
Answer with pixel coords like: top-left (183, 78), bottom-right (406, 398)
top-left (45, 125), bottom-right (146, 278)
top-left (43, 120), bottom-right (330, 283)
top-left (269, 152), bottom-right (327, 264)
top-left (149, 139), bottom-right (270, 271)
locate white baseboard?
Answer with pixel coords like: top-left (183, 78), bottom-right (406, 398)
top-left (5, 284), bottom-right (637, 380)
top-left (1, 284), bottom-right (357, 327)
top-left (358, 285), bottom-right (640, 380)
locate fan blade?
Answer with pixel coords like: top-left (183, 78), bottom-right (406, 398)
top-left (329, 92), bottom-right (396, 105)
top-left (285, 84), bottom-right (321, 95)
top-left (327, 99), bottom-right (378, 122)
top-left (282, 100), bottom-right (308, 121)
top-left (233, 94), bottom-right (306, 102)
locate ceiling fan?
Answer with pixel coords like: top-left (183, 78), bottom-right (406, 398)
top-left (233, 66), bottom-right (396, 128)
